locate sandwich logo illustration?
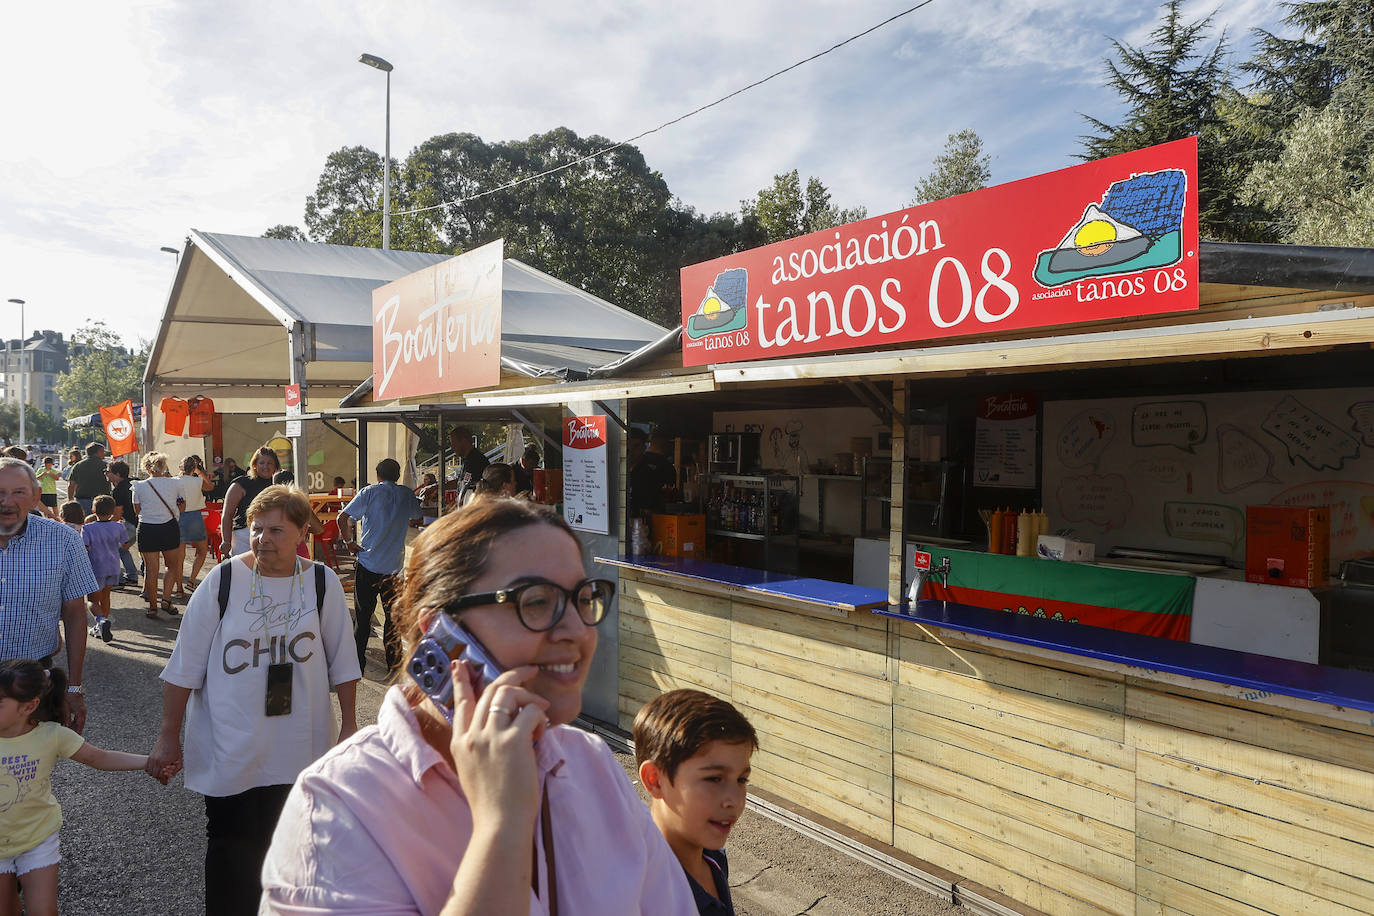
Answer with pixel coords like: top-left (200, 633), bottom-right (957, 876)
top-left (686, 267), bottom-right (749, 340)
top-left (1034, 168), bottom-right (1188, 288)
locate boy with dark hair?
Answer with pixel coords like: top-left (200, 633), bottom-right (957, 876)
top-left (634, 689), bottom-right (758, 916)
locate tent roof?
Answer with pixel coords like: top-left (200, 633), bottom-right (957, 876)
top-left (145, 231), bottom-right (667, 410)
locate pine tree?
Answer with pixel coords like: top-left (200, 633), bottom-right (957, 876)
top-left (1081, 1), bottom-right (1263, 240)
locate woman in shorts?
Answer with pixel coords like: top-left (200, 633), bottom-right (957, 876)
top-left (175, 455), bottom-right (214, 595)
top-left (133, 452), bottom-right (184, 618)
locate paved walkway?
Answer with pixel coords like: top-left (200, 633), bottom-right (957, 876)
top-left (49, 581), bottom-right (961, 915)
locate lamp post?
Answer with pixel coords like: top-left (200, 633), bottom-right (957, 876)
top-left (358, 53), bottom-right (393, 251)
top-left (6, 299), bottom-right (24, 447)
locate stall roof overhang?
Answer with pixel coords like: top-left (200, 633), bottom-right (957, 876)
top-left (459, 241), bottom-right (1374, 405)
top-left (146, 231), bottom-right (669, 408)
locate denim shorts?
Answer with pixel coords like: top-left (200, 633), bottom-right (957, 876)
top-left (0, 829), bottom-right (60, 876)
top-left (179, 509), bottom-right (208, 543)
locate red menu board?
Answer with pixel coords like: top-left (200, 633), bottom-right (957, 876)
top-left (681, 138), bottom-right (1199, 367)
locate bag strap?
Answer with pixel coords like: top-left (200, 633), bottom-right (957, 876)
top-left (314, 562), bottom-right (326, 615)
top-left (148, 478), bottom-right (179, 519)
top-left (218, 560), bottom-right (233, 621)
top-left (218, 561), bottom-right (324, 620)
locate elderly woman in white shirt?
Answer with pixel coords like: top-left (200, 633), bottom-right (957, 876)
top-left (261, 497), bottom-right (695, 915)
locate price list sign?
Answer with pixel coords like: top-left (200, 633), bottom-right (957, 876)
top-left (563, 415), bottom-right (609, 534)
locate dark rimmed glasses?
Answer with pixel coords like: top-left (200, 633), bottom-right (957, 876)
top-left (442, 577), bottom-right (616, 632)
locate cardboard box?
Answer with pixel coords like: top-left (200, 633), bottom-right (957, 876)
top-left (651, 513), bottom-right (705, 559)
top-left (1245, 505), bottom-right (1329, 588)
top-left (1035, 535), bottom-right (1095, 562)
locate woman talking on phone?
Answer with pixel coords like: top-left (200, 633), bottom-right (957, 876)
top-left (261, 498), bottom-right (696, 915)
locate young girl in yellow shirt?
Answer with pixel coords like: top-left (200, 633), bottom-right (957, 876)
top-left (0, 660), bottom-right (154, 916)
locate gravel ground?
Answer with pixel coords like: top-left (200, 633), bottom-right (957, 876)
top-left (48, 581), bottom-right (960, 916)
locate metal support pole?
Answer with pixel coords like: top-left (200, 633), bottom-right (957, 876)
top-left (436, 414), bottom-right (446, 513)
top-left (889, 379), bottom-right (910, 606)
top-left (382, 69), bottom-right (391, 251)
top-left (355, 420), bottom-right (369, 489)
top-left (288, 321), bottom-right (309, 487)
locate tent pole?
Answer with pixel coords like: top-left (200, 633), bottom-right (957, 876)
top-left (355, 420), bottom-right (369, 489)
top-left (288, 321), bottom-right (309, 487)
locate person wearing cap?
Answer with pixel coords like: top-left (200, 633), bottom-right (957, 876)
top-left (338, 458), bottom-right (422, 676)
top-left (447, 426), bottom-right (489, 503)
top-left (66, 443), bottom-right (111, 514)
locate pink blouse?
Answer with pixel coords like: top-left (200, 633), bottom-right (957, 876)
top-left (260, 687), bottom-right (696, 915)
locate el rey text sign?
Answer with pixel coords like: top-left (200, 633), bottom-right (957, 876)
top-left (372, 240), bottom-right (503, 400)
top-left (681, 138), bottom-right (1198, 366)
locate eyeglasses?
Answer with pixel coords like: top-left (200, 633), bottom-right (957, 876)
top-left (442, 577), bottom-right (616, 632)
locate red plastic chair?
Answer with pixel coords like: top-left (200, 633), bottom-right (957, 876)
top-left (204, 502), bottom-right (224, 561)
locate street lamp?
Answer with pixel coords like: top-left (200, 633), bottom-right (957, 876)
top-left (160, 246), bottom-right (179, 259)
top-left (6, 299), bottom-right (24, 447)
top-left (358, 52), bottom-right (393, 251)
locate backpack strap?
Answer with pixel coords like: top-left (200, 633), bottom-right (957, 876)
top-left (218, 559), bottom-right (326, 621)
top-left (218, 560), bottom-right (233, 621)
top-left (314, 562), bottom-right (326, 614)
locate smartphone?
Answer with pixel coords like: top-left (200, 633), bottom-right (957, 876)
top-left (265, 662), bottom-right (293, 717)
top-left (407, 613), bottom-right (504, 723)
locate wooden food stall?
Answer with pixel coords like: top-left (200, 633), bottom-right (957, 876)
top-left (457, 141), bottom-right (1374, 916)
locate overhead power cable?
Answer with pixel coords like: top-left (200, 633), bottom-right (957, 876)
top-left (390, 0), bottom-right (938, 217)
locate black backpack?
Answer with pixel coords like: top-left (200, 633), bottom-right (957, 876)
top-left (218, 560), bottom-right (328, 620)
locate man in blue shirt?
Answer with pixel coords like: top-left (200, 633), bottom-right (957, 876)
top-left (0, 457), bottom-right (99, 732)
top-left (339, 458), bottom-right (422, 676)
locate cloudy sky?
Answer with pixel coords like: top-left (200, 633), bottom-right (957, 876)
top-left (1, 0), bottom-right (1286, 349)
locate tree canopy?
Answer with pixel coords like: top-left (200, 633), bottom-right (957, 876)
top-left (55, 321), bottom-right (148, 418)
top-left (912, 130), bottom-right (991, 205)
top-left (1088, 0), bottom-right (1373, 244)
top-left (739, 170), bottom-right (867, 245)
top-left (291, 128), bottom-right (865, 327)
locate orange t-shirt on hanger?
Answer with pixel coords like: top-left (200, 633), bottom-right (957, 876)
top-left (188, 396), bottom-right (216, 437)
top-left (160, 397), bottom-right (190, 436)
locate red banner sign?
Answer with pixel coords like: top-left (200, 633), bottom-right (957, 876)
top-left (99, 399), bottom-right (139, 457)
top-left (372, 240), bottom-right (503, 400)
top-left (681, 138), bottom-right (1198, 367)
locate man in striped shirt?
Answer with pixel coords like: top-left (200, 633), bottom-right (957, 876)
top-left (0, 457), bottom-right (99, 732)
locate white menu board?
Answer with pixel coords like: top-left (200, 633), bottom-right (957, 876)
top-left (973, 392), bottom-right (1038, 488)
top-left (562, 415), bottom-right (609, 534)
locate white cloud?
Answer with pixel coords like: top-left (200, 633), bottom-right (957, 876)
top-left (0, 0), bottom-right (1287, 348)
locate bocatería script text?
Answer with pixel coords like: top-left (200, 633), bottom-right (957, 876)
top-left (376, 293), bottom-right (498, 394)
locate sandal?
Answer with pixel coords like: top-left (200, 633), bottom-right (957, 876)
top-left (146, 608), bottom-right (160, 619)
top-left (160, 600), bottom-right (177, 615)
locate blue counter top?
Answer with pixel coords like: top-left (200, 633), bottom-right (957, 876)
top-left (878, 599), bottom-right (1374, 714)
top-left (596, 555), bottom-right (890, 613)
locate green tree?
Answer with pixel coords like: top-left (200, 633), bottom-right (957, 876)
top-left (22, 404), bottom-right (65, 443)
top-left (299, 128), bottom-right (754, 326)
top-left (912, 129), bottom-right (991, 205)
top-left (1232, 1), bottom-right (1374, 241)
top-left (1242, 104), bottom-right (1374, 245)
top-left (262, 224), bottom-right (307, 241)
top-left (740, 170), bottom-right (867, 245)
top-left (55, 322), bottom-right (148, 417)
top-left (1081, 1), bottom-right (1265, 240)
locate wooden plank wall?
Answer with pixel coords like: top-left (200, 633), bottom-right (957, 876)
top-left (618, 573), bottom-right (1374, 915)
top-left (893, 626), bottom-right (1374, 916)
top-left (618, 570), bottom-right (896, 844)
